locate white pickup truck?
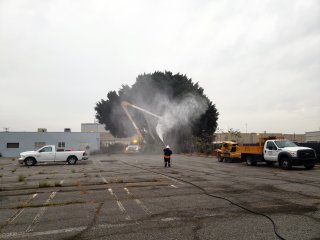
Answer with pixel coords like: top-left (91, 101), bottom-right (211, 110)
top-left (18, 145), bottom-right (88, 166)
top-left (244, 140), bottom-right (317, 170)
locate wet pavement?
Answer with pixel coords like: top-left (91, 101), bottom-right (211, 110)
top-left (0, 154), bottom-right (319, 239)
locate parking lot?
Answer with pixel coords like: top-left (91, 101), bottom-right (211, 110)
top-left (0, 154), bottom-right (319, 240)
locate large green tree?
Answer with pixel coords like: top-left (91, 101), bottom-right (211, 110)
top-left (95, 71), bottom-right (219, 148)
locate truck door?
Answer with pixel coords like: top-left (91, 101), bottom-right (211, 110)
top-left (37, 146), bottom-right (55, 162)
top-left (264, 141), bottom-right (278, 161)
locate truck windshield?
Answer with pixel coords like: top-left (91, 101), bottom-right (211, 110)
top-left (274, 141), bottom-right (297, 148)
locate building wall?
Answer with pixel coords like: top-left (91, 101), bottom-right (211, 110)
top-left (305, 131), bottom-right (320, 142)
top-left (214, 132), bottom-right (306, 144)
top-left (100, 132), bottom-right (136, 147)
top-left (0, 132), bottom-right (100, 157)
top-left (81, 123), bottom-right (107, 133)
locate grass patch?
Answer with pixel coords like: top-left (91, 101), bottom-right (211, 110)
top-left (54, 181), bottom-right (62, 187)
top-left (15, 200), bottom-right (85, 209)
top-left (17, 175), bottom-right (26, 182)
top-left (11, 158), bottom-right (15, 161)
top-left (39, 181), bottom-right (51, 188)
top-left (0, 174), bottom-right (3, 178)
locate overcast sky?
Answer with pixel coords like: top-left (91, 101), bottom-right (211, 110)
top-left (0, 0), bottom-right (319, 134)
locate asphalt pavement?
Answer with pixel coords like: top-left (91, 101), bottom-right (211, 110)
top-left (0, 154), bottom-right (319, 240)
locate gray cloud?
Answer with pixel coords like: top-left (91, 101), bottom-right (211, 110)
top-left (0, 0), bottom-right (319, 133)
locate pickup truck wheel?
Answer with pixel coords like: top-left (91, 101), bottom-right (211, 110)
top-left (304, 164), bottom-right (314, 170)
top-left (280, 157), bottom-right (292, 170)
top-left (67, 156), bottom-right (77, 165)
top-left (25, 158), bottom-right (36, 166)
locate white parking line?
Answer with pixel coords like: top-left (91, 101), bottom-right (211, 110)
top-left (108, 188), bottom-right (131, 220)
top-left (108, 188), bottom-right (114, 195)
top-left (123, 187), bottom-right (131, 195)
top-left (164, 176), bottom-right (184, 185)
top-left (25, 192), bottom-right (57, 233)
top-left (134, 199), bottom-right (151, 215)
top-left (6, 194), bottom-right (38, 224)
top-left (124, 187), bottom-right (151, 215)
top-left (101, 177), bottom-right (108, 184)
top-left (0, 223), bottom-right (139, 239)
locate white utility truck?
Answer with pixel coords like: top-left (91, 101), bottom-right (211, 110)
top-left (18, 145), bottom-right (88, 166)
top-left (242, 139), bottom-right (317, 169)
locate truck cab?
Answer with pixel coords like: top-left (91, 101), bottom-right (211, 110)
top-left (263, 140), bottom-right (317, 169)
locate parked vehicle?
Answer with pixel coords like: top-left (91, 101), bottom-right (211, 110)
top-left (125, 144), bottom-right (141, 154)
top-left (216, 141), bottom-right (240, 162)
top-left (18, 145), bottom-right (88, 166)
top-left (217, 138), bottom-right (317, 170)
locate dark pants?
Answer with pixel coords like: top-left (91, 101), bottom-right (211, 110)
top-left (164, 157), bottom-right (171, 167)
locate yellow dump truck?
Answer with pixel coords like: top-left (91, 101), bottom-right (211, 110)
top-left (217, 138), bottom-right (273, 163)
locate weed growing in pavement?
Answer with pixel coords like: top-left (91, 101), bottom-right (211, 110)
top-left (0, 174), bottom-right (3, 178)
top-left (18, 175), bottom-right (26, 182)
top-left (11, 158), bottom-right (15, 161)
top-left (71, 169), bottom-right (76, 173)
top-left (38, 171), bottom-right (45, 174)
top-left (15, 200), bottom-right (85, 209)
top-left (54, 181), bottom-right (62, 187)
top-left (11, 169), bottom-right (16, 173)
top-left (39, 181), bottom-right (50, 188)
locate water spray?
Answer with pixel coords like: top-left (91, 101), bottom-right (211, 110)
top-left (121, 101), bottom-right (166, 146)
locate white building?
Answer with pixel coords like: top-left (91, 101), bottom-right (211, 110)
top-left (0, 132), bottom-right (100, 157)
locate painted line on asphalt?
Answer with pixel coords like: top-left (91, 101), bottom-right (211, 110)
top-left (124, 187), bottom-right (151, 215)
top-left (0, 215), bottom-right (186, 239)
top-left (0, 222), bottom-right (139, 239)
top-left (164, 176), bottom-right (184, 185)
top-left (123, 187), bottom-right (131, 195)
top-left (108, 188), bottom-right (132, 221)
top-left (108, 188), bottom-right (114, 195)
top-left (101, 177), bottom-right (108, 184)
top-left (5, 194), bottom-right (38, 225)
top-left (0, 216), bottom-right (184, 239)
top-left (124, 188), bottom-right (151, 213)
top-left (134, 199), bottom-right (151, 215)
top-left (25, 192), bottom-right (57, 233)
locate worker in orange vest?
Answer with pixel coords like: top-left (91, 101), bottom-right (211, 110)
top-left (163, 145), bottom-right (172, 167)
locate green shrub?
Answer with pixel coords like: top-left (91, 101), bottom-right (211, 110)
top-left (54, 181), bottom-right (62, 187)
top-left (39, 181), bottom-right (50, 188)
top-left (18, 175), bottom-right (26, 182)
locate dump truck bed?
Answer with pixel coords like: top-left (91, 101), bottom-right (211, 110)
top-left (237, 145), bottom-right (263, 155)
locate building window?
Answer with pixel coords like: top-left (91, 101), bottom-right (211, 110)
top-left (35, 142), bottom-right (46, 149)
top-left (58, 142), bottom-right (65, 148)
top-left (7, 143), bottom-right (19, 148)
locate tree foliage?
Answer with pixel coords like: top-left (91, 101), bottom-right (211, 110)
top-left (95, 71), bottom-right (219, 147)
